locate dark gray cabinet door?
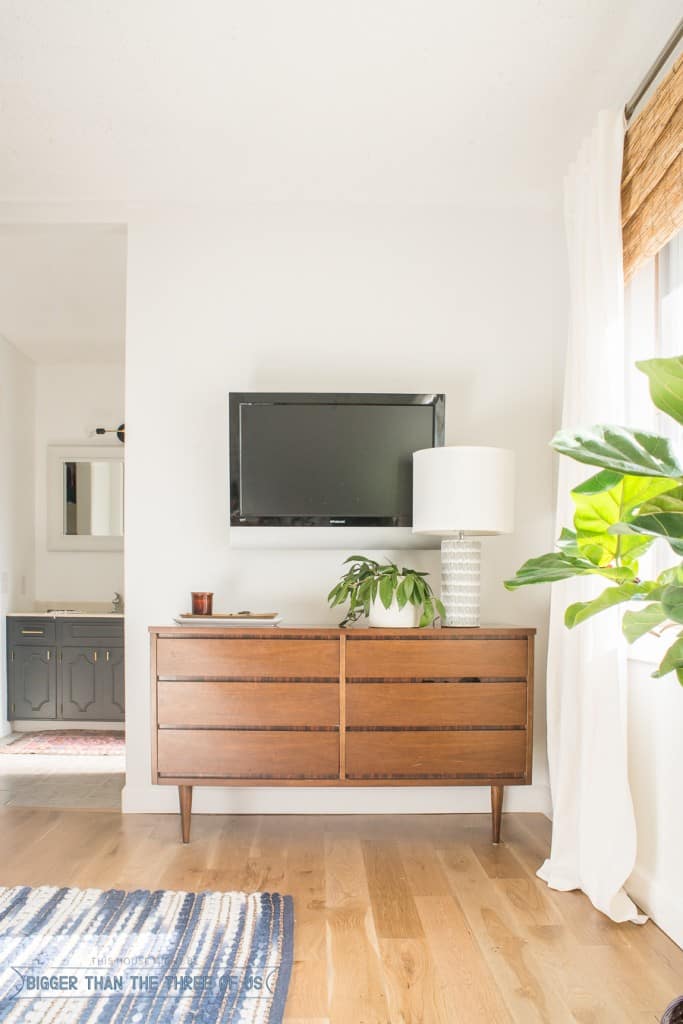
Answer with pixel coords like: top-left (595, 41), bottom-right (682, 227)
top-left (60, 647), bottom-right (125, 721)
top-left (60, 647), bottom-right (100, 719)
top-left (9, 646), bottom-right (58, 719)
top-left (97, 648), bottom-right (125, 721)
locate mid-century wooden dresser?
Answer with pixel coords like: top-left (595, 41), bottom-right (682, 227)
top-left (150, 625), bottom-right (535, 843)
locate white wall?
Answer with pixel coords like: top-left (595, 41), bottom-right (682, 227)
top-left (0, 335), bottom-right (35, 734)
top-left (123, 202), bottom-right (566, 814)
top-left (34, 363), bottom-right (124, 603)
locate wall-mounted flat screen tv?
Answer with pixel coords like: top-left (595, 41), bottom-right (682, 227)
top-left (229, 393), bottom-right (445, 527)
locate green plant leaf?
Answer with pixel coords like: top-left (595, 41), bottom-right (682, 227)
top-left (648, 563), bottom-right (683, 600)
top-left (504, 551), bottom-right (635, 589)
top-left (555, 527), bottom-right (581, 557)
top-left (659, 563), bottom-right (683, 585)
top-left (652, 634), bottom-right (683, 684)
top-left (622, 603), bottom-right (669, 643)
top-left (564, 582), bottom-right (648, 628)
top-left (551, 425), bottom-right (683, 478)
top-left (637, 356), bottom-right (683, 427)
top-left (395, 579), bottom-right (408, 609)
top-left (419, 597), bottom-right (434, 627)
top-left (402, 575), bottom-right (415, 602)
top-left (570, 468), bottom-right (623, 503)
top-left (610, 487), bottom-right (683, 555)
top-left (660, 584), bottom-right (683, 624)
top-left (379, 575), bottom-right (394, 610)
top-left (435, 598), bottom-right (446, 620)
top-left (571, 471), bottom-right (672, 566)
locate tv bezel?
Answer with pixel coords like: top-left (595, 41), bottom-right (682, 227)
top-left (229, 392), bottom-right (445, 528)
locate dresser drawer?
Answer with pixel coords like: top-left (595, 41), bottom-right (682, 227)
top-left (346, 730), bottom-right (526, 779)
top-left (347, 681), bottom-right (526, 728)
top-left (346, 638), bottom-right (528, 680)
top-left (158, 729), bottom-right (339, 779)
top-left (8, 619), bottom-right (56, 645)
top-left (156, 638), bottom-right (339, 679)
top-left (158, 681), bottom-right (339, 728)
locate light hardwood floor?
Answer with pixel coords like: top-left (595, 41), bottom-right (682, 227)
top-left (0, 747), bottom-right (124, 808)
top-left (0, 807), bottom-right (680, 1023)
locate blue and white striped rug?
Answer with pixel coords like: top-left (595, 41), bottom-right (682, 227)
top-left (0, 885), bottom-right (293, 1022)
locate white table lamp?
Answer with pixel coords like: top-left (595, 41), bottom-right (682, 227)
top-left (412, 446), bottom-right (515, 627)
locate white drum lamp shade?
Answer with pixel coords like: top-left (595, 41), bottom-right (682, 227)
top-left (412, 447), bottom-right (515, 626)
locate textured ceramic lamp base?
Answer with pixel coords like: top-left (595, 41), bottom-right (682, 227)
top-left (441, 537), bottom-right (481, 627)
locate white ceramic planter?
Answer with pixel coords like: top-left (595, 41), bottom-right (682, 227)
top-left (367, 595), bottom-right (420, 628)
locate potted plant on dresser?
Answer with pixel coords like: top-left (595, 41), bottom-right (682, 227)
top-left (328, 555), bottom-right (445, 627)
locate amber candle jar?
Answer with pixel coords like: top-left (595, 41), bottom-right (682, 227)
top-left (191, 591), bottom-right (214, 615)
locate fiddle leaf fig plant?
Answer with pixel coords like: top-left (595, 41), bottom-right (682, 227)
top-left (328, 555), bottom-right (445, 628)
top-left (504, 354), bottom-right (683, 685)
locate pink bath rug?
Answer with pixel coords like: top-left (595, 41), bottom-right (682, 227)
top-left (1, 730), bottom-right (125, 755)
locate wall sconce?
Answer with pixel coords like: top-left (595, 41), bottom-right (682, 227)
top-left (95, 423), bottom-right (125, 444)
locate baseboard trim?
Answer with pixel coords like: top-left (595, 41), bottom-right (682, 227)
top-left (627, 866), bottom-right (683, 949)
top-left (122, 782), bottom-right (552, 816)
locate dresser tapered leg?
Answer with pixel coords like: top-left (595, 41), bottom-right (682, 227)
top-left (179, 786), bottom-right (193, 844)
top-left (491, 785), bottom-right (504, 844)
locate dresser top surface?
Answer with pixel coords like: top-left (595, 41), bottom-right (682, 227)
top-left (150, 625), bottom-right (536, 639)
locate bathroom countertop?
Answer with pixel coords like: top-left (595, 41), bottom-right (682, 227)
top-left (6, 612), bottom-right (124, 619)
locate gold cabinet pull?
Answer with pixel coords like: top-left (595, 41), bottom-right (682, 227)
top-left (46, 650), bottom-right (51, 661)
top-left (93, 651), bottom-right (98, 662)
top-left (106, 650), bottom-right (110, 661)
top-left (21, 629), bottom-right (44, 636)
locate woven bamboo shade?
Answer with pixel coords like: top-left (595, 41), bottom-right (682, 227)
top-left (622, 54), bottom-right (683, 280)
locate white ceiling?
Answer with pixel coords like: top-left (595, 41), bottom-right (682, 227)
top-left (0, 0), bottom-right (680, 205)
top-left (0, 224), bottom-right (126, 364)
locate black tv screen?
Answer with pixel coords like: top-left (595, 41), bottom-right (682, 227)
top-left (229, 393), bottom-right (444, 526)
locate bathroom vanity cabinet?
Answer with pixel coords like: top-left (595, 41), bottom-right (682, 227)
top-left (7, 616), bottom-right (124, 723)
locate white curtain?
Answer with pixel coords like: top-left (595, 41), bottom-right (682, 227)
top-left (538, 110), bottom-right (646, 924)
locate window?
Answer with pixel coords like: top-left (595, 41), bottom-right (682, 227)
top-left (624, 228), bottom-right (683, 582)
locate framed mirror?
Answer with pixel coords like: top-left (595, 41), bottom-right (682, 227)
top-left (47, 446), bottom-right (124, 551)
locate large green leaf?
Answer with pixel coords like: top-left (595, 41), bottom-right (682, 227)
top-left (622, 603), bottom-right (668, 643)
top-left (660, 584), bottom-right (683, 624)
top-left (610, 486), bottom-right (683, 555)
top-left (551, 425), bottom-right (682, 478)
top-left (657, 563), bottom-right (683, 585)
top-left (637, 356), bottom-right (683, 427)
top-left (652, 634), bottom-right (683, 685)
top-left (647, 563), bottom-right (683, 600)
top-left (503, 551), bottom-right (635, 590)
top-left (564, 582), bottom-right (650, 628)
top-left (571, 471), bottom-right (673, 566)
top-left (555, 527), bottom-right (581, 557)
